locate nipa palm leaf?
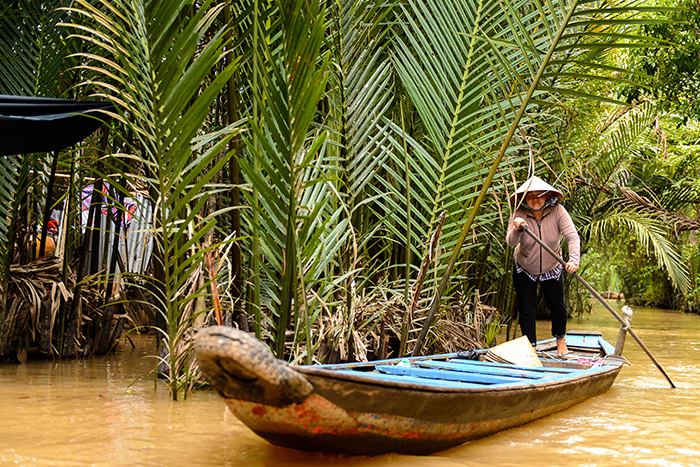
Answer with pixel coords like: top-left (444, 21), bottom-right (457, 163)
top-left (63, 0), bottom-right (241, 399)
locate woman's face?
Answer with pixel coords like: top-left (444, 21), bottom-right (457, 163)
top-left (524, 190), bottom-right (547, 210)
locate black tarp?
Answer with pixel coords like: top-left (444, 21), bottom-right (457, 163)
top-left (0, 94), bottom-right (115, 156)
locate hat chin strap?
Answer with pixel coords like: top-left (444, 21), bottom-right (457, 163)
top-left (524, 198), bottom-right (557, 212)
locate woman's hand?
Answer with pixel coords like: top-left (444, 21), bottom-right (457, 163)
top-left (513, 217), bottom-right (526, 230)
top-left (565, 261), bottom-right (579, 274)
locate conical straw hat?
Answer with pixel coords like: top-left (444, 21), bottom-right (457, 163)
top-left (510, 176), bottom-right (563, 204)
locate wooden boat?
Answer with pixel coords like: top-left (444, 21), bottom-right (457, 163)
top-left (195, 326), bottom-right (625, 456)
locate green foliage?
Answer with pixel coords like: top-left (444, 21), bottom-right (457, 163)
top-left (0, 0), bottom-right (79, 97)
top-left (619, 0), bottom-right (700, 122)
top-left (391, 0), bottom-right (683, 336)
top-left (63, 0), bottom-right (241, 399)
top-left (580, 250), bottom-right (622, 293)
top-left (619, 255), bottom-right (675, 308)
top-left (0, 156), bottom-right (19, 273)
top-left (549, 99), bottom-right (691, 303)
top-left (0, 0), bottom-right (692, 388)
top-left (573, 111), bottom-right (700, 311)
top-left (241, 0), bottom-right (354, 362)
top-left (566, 268), bottom-right (593, 318)
top-left (483, 319), bottom-right (501, 347)
top-left (680, 237), bottom-right (700, 312)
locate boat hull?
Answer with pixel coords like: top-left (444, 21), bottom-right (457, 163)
top-left (222, 365), bottom-right (620, 455)
top-left (195, 326), bottom-right (623, 456)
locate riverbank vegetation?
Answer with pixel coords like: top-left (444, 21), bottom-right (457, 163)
top-left (1, 0), bottom-right (698, 399)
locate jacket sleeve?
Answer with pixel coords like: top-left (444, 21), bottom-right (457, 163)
top-left (506, 212), bottom-right (523, 247)
top-left (558, 205), bottom-right (580, 265)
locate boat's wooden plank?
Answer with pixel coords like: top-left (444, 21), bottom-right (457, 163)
top-left (415, 360), bottom-right (558, 379)
top-left (599, 339), bottom-right (616, 355)
top-left (375, 365), bottom-right (544, 385)
top-left (384, 362), bottom-right (607, 386)
top-left (439, 358), bottom-right (586, 375)
top-left (568, 330), bottom-right (603, 336)
top-left (335, 370), bottom-right (493, 388)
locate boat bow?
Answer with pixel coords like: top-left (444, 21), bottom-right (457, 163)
top-left (195, 326), bottom-right (313, 407)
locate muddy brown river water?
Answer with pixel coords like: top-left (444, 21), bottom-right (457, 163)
top-left (2, 303), bottom-right (700, 466)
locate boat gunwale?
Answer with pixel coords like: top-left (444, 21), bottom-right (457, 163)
top-left (295, 356), bottom-right (624, 394)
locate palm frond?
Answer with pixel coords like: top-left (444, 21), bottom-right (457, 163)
top-left (0, 155), bottom-right (19, 262)
top-left (63, 0), bottom-right (241, 398)
top-left (241, 0), bottom-right (334, 360)
top-left (390, 0), bottom-right (568, 297)
top-left (328, 0), bottom-right (396, 202)
top-left (537, 2), bottom-right (684, 106)
top-left (585, 210), bottom-right (690, 292)
top-left (617, 186), bottom-right (700, 232)
top-left (0, 0), bottom-right (79, 97)
top-left (562, 101), bottom-right (662, 238)
top-left (386, 0), bottom-right (682, 350)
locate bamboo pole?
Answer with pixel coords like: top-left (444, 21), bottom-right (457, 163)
top-left (519, 224), bottom-right (675, 388)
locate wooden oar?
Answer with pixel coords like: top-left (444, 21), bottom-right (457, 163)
top-left (519, 224), bottom-right (676, 389)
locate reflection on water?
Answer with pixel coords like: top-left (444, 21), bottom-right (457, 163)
top-left (2, 304), bottom-right (700, 466)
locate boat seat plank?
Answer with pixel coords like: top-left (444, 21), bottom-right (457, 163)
top-left (375, 365), bottom-right (540, 385)
top-left (428, 362), bottom-right (602, 384)
top-left (336, 370), bottom-right (493, 388)
top-left (568, 330), bottom-right (603, 336)
top-left (536, 335), bottom-right (615, 355)
top-left (439, 359), bottom-right (585, 375)
top-left (415, 360), bottom-right (552, 379)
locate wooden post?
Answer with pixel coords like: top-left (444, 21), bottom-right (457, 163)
top-left (614, 305), bottom-right (634, 356)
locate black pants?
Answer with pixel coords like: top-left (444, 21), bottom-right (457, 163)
top-left (513, 266), bottom-right (568, 344)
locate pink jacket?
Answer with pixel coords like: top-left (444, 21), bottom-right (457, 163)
top-left (506, 204), bottom-right (580, 276)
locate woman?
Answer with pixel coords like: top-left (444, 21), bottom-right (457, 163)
top-left (506, 176), bottom-right (580, 356)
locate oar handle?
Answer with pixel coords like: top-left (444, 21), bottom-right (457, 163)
top-left (518, 224), bottom-right (675, 389)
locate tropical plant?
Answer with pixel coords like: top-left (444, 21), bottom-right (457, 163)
top-left (620, 0), bottom-right (700, 122)
top-left (0, 0), bottom-right (87, 353)
top-left (241, 0), bottom-right (358, 362)
top-left (323, 0), bottom-right (398, 359)
top-left (570, 108), bottom-right (700, 307)
top-left (62, 0), bottom-right (242, 399)
top-left (0, 0), bottom-right (78, 96)
top-left (569, 103), bottom-right (690, 290)
top-left (387, 0), bottom-right (686, 348)
top-left (0, 0), bottom-right (690, 396)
